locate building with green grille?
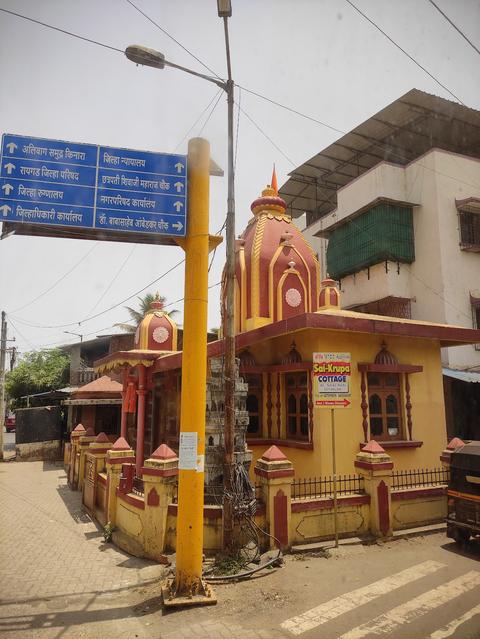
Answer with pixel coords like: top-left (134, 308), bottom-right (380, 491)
top-left (279, 89), bottom-right (480, 439)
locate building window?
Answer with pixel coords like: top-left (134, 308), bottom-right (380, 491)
top-left (367, 373), bottom-right (403, 440)
top-left (367, 372), bottom-right (403, 441)
top-left (245, 374), bottom-right (262, 436)
top-left (473, 302), bottom-right (480, 351)
top-left (285, 372), bottom-right (309, 440)
top-left (460, 210), bottom-right (480, 250)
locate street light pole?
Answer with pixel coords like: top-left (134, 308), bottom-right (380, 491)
top-left (220, 10), bottom-right (236, 552)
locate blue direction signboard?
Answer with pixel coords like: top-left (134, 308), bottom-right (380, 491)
top-left (0, 133), bottom-right (187, 237)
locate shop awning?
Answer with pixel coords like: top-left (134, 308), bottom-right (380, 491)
top-left (443, 368), bottom-right (480, 383)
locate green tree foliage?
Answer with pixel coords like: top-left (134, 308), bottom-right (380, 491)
top-left (116, 292), bottom-right (178, 333)
top-left (5, 348), bottom-right (70, 402)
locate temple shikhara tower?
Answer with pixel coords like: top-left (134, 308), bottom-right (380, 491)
top-left (230, 175), bottom-right (321, 334)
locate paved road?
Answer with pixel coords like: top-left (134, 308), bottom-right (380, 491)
top-left (0, 461), bottom-right (479, 639)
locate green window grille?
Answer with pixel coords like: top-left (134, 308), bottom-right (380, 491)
top-left (326, 203), bottom-right (415, 280)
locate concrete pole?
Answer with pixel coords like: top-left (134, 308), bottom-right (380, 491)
top-left (0, 311), bottom-right (6, 461)
top-left (221, 12), bottom-right (236, 553)
top-left (174, 138), bottom-right (210, 596)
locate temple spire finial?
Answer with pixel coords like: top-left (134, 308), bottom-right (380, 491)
top-left (271, 164), bottom-right (278, 195)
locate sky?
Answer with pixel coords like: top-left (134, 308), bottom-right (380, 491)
top-left (0, 0), bottom-right (479, 358)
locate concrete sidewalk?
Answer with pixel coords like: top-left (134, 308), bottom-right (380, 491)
top-left (0, 460), bottom-right (164, 638)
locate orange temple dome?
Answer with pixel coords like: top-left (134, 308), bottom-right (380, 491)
top-left (134, 295), bottom-right (178, 351)
top-left (225, 176), bottom-right (322, 333)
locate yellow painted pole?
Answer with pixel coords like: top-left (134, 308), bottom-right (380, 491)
top-left (174, 138), bottom-right (210, 597)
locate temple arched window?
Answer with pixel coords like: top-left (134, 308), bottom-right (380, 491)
top-left (285, 372), bottom-right (309, 440)
top-left (358, 343), bottom-right (423, 446)
top-left (245, 373), bottom-right (262, 435)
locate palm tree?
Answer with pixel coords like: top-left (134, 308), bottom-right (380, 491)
top-left (116, 292), bottom-right (178, 333)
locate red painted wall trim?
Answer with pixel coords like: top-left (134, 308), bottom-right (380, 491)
top-left (248, 438), bottom-right (313, 450)
top-left (291, 494), bottom-right (370, 512)
top-left (254, 468), bottom-right (295, 479)
top-left (115, 489), bottom-right (145, 510)
top-left (106, 455), bottom-right (136, 465)
top-left (354, 460), bottom-right (394, 470)
top-left (358, 363), bottom-right (423, 373)
top-left (358, 441), bottom-right (423, 450)
top-left (392, 486), bottom-right (446, 501)
top-left (141, 467), bottom-right (179, 478)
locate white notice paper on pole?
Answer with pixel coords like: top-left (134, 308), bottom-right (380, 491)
top-left (178, 432), bottom-right (198, 470)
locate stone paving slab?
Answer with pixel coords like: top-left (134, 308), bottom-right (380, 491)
top-left (0, 460), bottom-right (163, 638)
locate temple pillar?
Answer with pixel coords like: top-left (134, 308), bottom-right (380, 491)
top-left (355, 440), bottom-right (393, 538)
top-left (254, 445), bottom-right (294, 550)
top-left (105, 437), bottom-right (135, 527)
top-left (142, 444), bottom-right (179, 561)
top-left (135, 364), bottom-right (147, 476)
top-left (68, 423), bottom-right (85, 489)
top-left (77, 428), bottom-right (96, 491)
top-left (120, 368), bottom-right (128, 439)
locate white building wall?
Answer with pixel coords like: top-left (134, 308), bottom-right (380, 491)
top-left (302, 149), bottom-right (480, 369)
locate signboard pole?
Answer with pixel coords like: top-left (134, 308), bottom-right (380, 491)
top-left (331, 408), bottom-right (339, 548)
top-left (164, 138), bottom-right (215, 606)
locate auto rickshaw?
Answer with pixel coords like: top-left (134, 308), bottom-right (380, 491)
top-left (446, 440), bottom-right (480, 545)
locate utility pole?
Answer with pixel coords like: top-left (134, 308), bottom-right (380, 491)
top-left (219, 0), bottom-right (236, 553)
top-left (0, 311), bottom-right (7, 461)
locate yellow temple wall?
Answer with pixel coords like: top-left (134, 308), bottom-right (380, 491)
top-left (247, 329), bottom-right (447, 479)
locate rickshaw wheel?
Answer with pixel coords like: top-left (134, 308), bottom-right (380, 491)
top-left (452, 527), bottom-right (470, 545)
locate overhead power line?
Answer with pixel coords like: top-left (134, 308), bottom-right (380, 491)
top-left (9, 243), bottom-right (99, 314)
top-left (11, 258), bottom-right (186, 330)
top-left (344, 0), bottom-right (464, 105)
top-left (427, 0), bottom-right (480, 57)
top-left (173, 88), bottom-right (223, 152)
top-left (88, 245), bottom-right (137, 313)
top-left (123, 0), bottom-right (222, 79)
top-left (0, 7), bottom-right (123, 53)
top-left (197, 90), bottom-right (223, 137)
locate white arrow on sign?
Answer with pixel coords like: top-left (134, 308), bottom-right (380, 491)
top-left (172, 221), bottom-right (183, 231)
top-left (173, 201), bottom-right (184, 212)
top-left (174, 162), bottom-right (184, 174)
top-left (174, 181), bottom-right (184, 193)
top-left (6, 142), bottom-right (17, 153)
top-left (1, 183), bottom-right (13, 195)
top-left (0, 204), bottom-right (11, 216)
top-left (4, 163), bottom-right (15, 175)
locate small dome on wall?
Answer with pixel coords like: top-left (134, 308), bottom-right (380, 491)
top-left (134, 295), bottom-right (178, 351)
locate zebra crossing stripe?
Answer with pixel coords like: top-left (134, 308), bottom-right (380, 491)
top-left (340, 571), bottom-right (480, 639)
top-left (429, 603), bottom-right (480, 639)
top-left (280, 560), bottom-right (444, 635)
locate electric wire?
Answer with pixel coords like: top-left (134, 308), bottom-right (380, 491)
top-left (0, 7), bottom-right (123, 54)
top-left (10, 258), bottom-right (186, 329)
top-left (8, 243), bottom-right (99, 314)
top-left (123, 0), bottom-right (222, 80)
top-left (173, 88), bottom-right (223, 152)
top-left (234, 87), bottom-right (241, 171)
top-left (426, 0), bottom-right (480, 57)
top-left (344, 0), bottom-right (464, 104)
top-left (197, 90), bottom-right (223, 137)
top-left (1, 5), bottom-right (472, 184)
top-left (237, 103), bottom-right (297, 167)
top-left (88, 245), bottom-right (137, 313)
top-left (7, 316), bottom-right (38, 351)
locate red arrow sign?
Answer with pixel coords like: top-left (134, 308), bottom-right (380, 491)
top-left (316, 398), bottom-right (351, 408)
